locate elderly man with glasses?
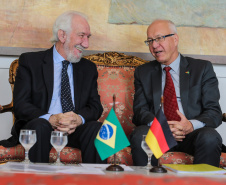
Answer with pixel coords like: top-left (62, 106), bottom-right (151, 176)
top-left (129, 19), bottom-right (222, 167)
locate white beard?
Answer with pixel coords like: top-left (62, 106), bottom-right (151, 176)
top-left (63, 37), bottom-right (84, 63)
top-left (66, 51), bottom-right (82, 63)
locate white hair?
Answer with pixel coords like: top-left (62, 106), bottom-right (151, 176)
top-left (50, 11), bottom-right (88, 44)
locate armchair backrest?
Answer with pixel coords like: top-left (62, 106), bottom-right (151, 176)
top-left (84, 52), bottom-right (147, 135)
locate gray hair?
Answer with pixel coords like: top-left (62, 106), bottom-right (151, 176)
top-left (50, 11), bottom-right (88, 44)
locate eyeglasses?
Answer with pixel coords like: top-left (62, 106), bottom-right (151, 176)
top-left (144, 34), bottom-right (175, 46)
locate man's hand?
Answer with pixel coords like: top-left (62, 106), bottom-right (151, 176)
top-left (168, 110), bottom-right (194, 141)
top-left (49, 112), bottom-right (83, 134)
top-left (58, 112), bottom-right (82, 134)
top-left (49, 113), bottom-right (64, 128)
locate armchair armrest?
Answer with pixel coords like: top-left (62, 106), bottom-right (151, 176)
top-left (0, 102), bottom-right (13, 113)
top-left (0, 59), bottom-right (18, 122)
top-left (223, 113), bottom-right (226, 122)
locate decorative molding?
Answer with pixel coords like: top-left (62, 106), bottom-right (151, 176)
top-left (0, 47), bottom-right (225, 65)
top-left (84, 52), bottom-right (147, 66)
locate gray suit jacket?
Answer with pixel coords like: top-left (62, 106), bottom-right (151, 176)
top-left (132, 55), bottom-right (222, 128)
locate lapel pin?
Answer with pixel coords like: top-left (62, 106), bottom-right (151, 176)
top-left (185, 71), bottom-right (189, 74)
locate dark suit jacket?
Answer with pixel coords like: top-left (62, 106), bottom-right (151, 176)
top-left (132, 55), bottom-right (222, 128)
top-left (0, 47), bottom-right (103, 147)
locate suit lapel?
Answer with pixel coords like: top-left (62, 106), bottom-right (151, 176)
top-left (73, 62), bottom-right (83, 111)
top-left (152, 63), bottom-right (162, 114)
top-left (180, 55), bottom-right (190, 116)
top-left (43, 48), bottom-right (54, 109)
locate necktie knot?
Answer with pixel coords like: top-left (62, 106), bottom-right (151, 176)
top-left (164, 66), bottom-right (171, 73)
top-left (62, 60), bottom-right (70, 69)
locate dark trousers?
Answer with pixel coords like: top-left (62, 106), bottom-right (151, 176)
top-left (22, 118), bottom-right (106, 163)
top-left (129, 125), bottom-right (222, 167)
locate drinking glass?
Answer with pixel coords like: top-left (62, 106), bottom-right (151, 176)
top-left (50, 131), bottom-right (68, 165)
top-left (19, 129), bottom-right (37, 163)
top-left (141, 135), bottom-right (153, 169)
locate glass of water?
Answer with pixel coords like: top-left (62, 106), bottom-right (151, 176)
top-left (50, 131), bottom-right (68, 165)
top-left (19, 129), bottom-right (37, 163)
top-left (141, 135), bottom-right (153, 169)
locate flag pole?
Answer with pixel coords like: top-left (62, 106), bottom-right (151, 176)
top-left (106, 94), bottom-right (124, 171)
top-left (149, 96), bottom-right (167, 173)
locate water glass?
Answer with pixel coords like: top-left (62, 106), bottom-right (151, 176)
top-left (19, 129), bottom-right (37, 163)
top-left (50, 131), bottom-right (68, 165)
top-left (141, 135), bottom-right (153, 169)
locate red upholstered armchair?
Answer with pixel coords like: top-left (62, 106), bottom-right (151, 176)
top-left (0, 52), bottom-right (226, 167)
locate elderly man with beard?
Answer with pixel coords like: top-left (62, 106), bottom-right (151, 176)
top-left (0, 11), bottom-right (105, 163)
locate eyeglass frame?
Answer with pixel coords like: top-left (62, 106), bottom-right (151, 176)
top-left (144, 34), bottom-right (175, 46)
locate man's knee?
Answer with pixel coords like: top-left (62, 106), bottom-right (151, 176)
top-left (196, 127), bottom-right (222, 148)
top-left (24, 118), bottom-right (52, 133)
top-left (129, 125), bottom-right (149, 148)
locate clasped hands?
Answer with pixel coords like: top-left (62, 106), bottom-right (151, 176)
top-left (168, 110), bottom-right (194, 142)
top-left (49, 111), bottom-right (82, 134)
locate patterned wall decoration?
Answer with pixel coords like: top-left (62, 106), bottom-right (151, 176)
top-left (0, 0), bottom-right (225, 57)
top-left (109, 0), bottom-right (226, 28)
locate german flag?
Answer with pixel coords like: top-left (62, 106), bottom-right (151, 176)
top-left (145, 108), bottom-right (177, 159)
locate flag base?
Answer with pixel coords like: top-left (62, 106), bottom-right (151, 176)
top-left (106, 164), bottom-right (124, 171)
top-left (149, 166), bottom-right (167, 173)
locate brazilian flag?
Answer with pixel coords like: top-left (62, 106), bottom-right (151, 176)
top-left (94, 108), bottom-right (130, 160)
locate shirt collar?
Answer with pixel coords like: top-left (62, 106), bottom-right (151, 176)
top-left (161, 54), bottom-right (181, 73)
top-left (53, 45), bottom-right (66, 64)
